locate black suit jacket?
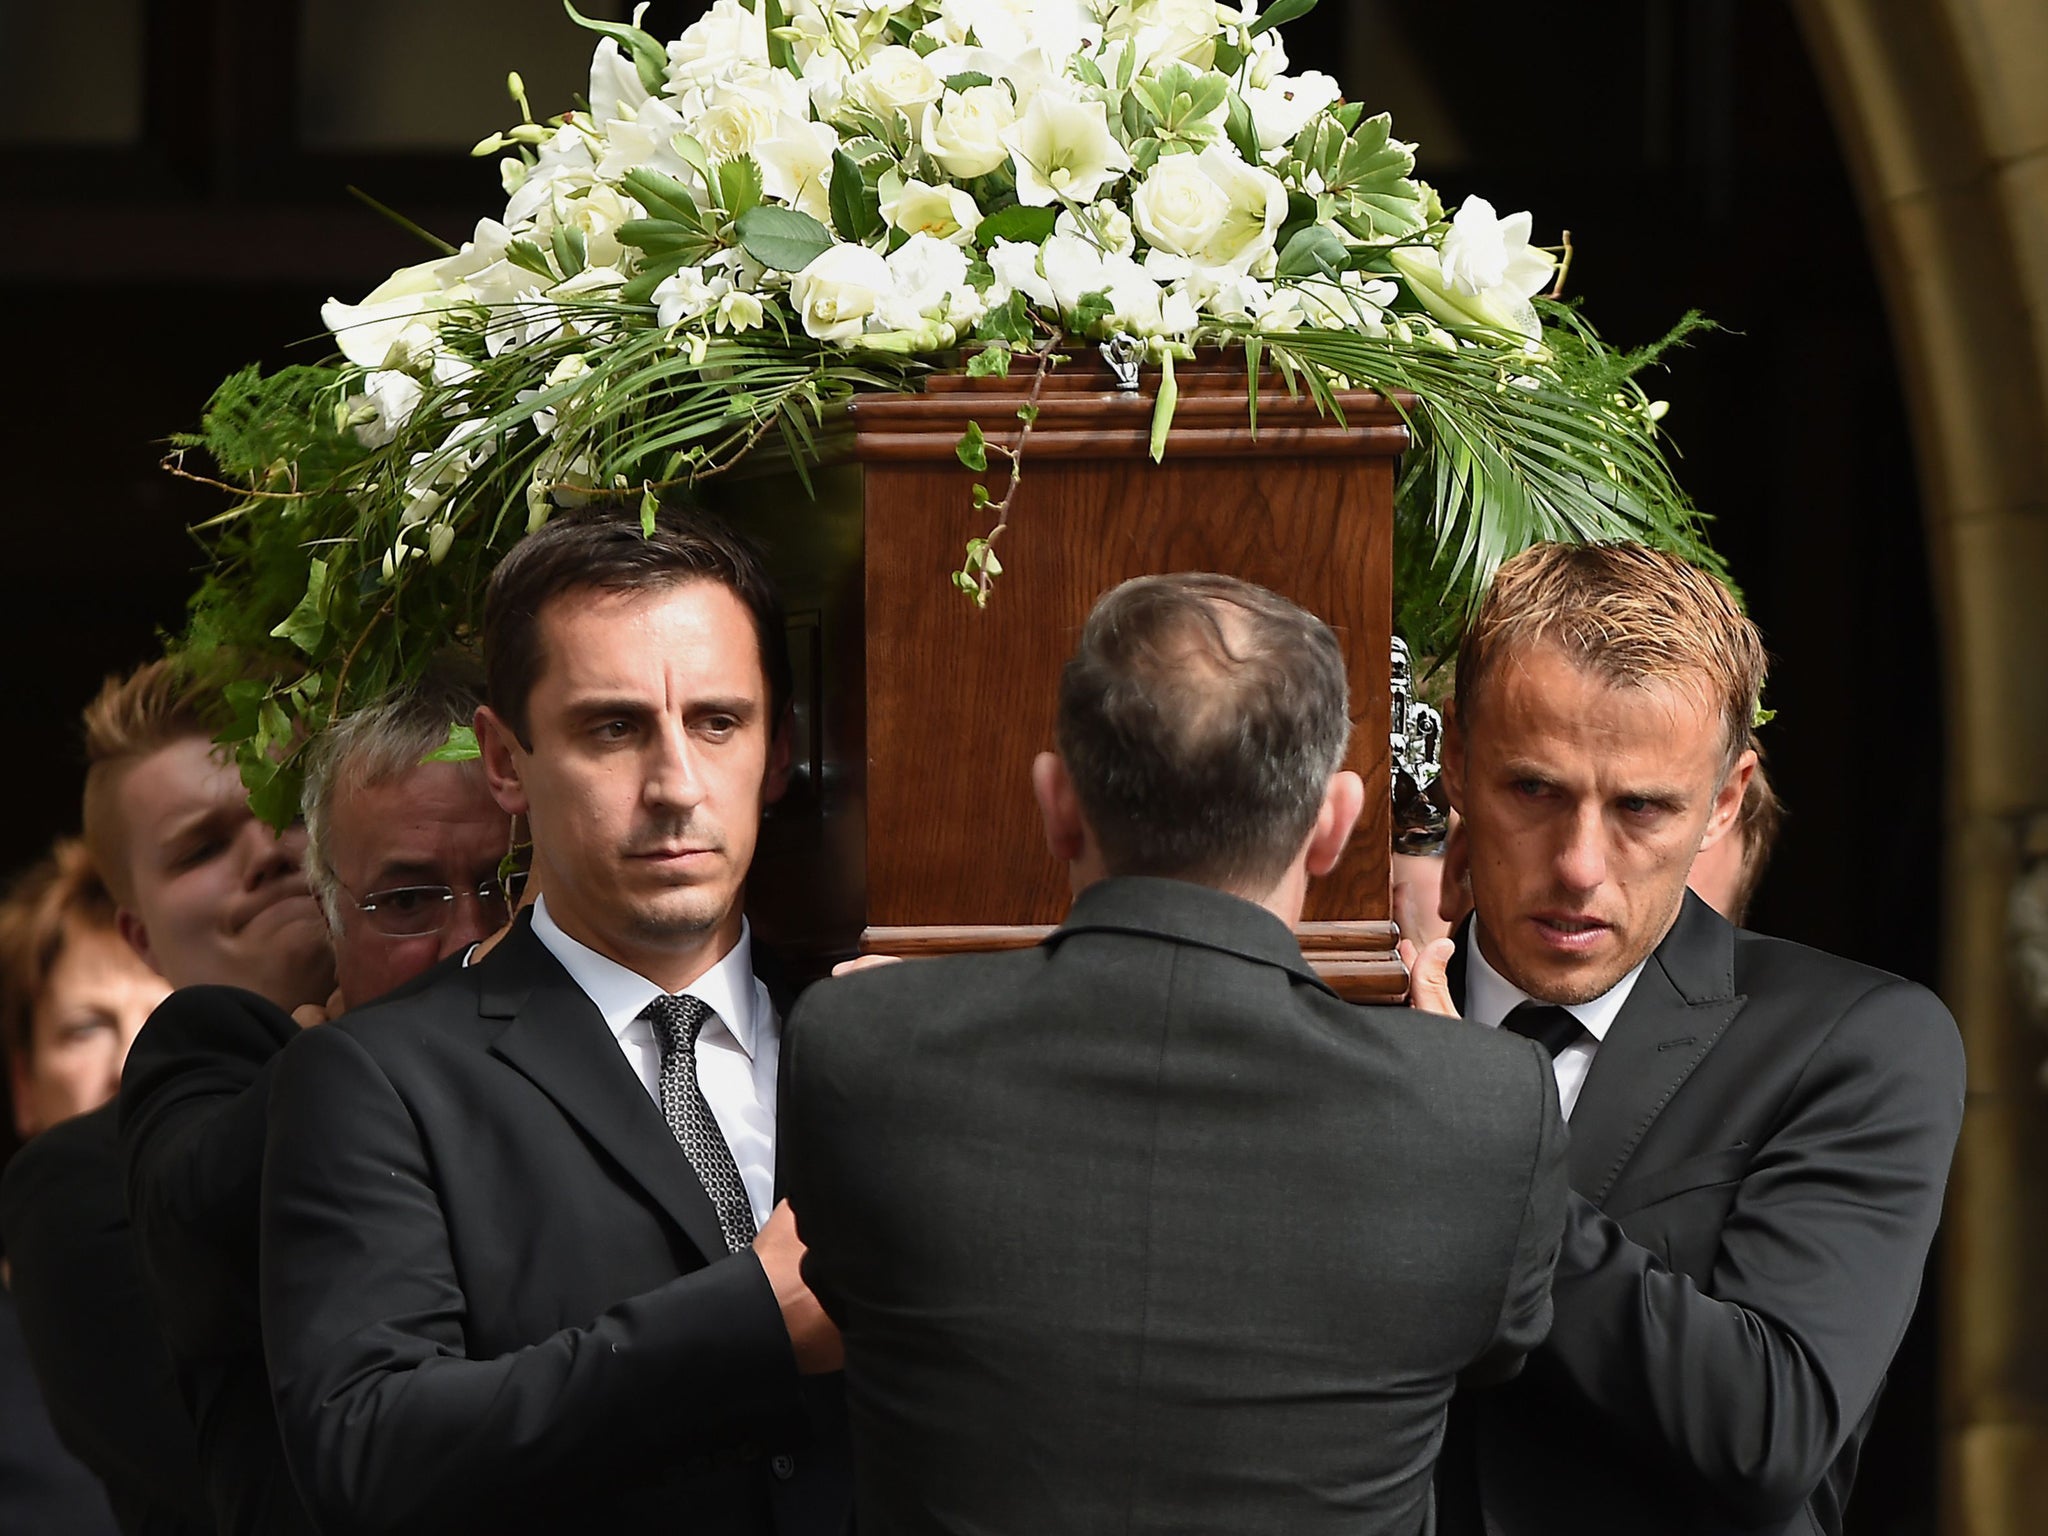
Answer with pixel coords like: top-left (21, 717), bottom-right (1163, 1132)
top-left (1439, 893), bottom-right (1966, 1536)
top-left (119, 985), bottom-right (316, 1536)
top-left (0, 1104), bottom-right (212, 1535)
top-left (781, 876), bottom-right (1569, 1536)
top-left (259, 913), bottom-right (850, 1536)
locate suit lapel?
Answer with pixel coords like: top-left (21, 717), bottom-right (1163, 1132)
top-left (1565, 893), bottom-right (1747, 1204)
top-left (478, 918), bottom-right (737, 1263)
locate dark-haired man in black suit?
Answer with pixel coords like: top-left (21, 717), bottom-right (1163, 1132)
top-left (259, 509), bottom-right (847, 1536)
top-left (781, 573), bottom-right (1570, 1535)
top-left (1429, 542), bottom-right (1966, 1536)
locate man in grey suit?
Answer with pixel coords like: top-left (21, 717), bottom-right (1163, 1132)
top-left (780, 572), bottom-right (1570, 1535)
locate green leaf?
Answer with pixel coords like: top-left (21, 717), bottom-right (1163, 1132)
top-left (270, 556), bottom-right (332, 655)
top-left (1277, 223), bottom-right (1350, 278)
top-left (1149, 352), bottom-right (1178, 463)
top-left (551, 222), bottom-right (587, 279)
top-left (640, 483), bottom-right (658, 536)
top-left (955, 420), bottom-right (988, 472)
top-left (620, 248), bottom-right (699, 304)
top-left (506, 238), bottom-right (558, 280)
top-left (974, 203), bottom-right (1057, 247)
top-left (1213, 37), bottom-right (1245, 75)
top-left (621, 168), bottom-right (700, 226)
top-left (734, 203), bottom-right (835, 273)
top-left (1326, 112), bottom-right (1426, 238)
top-left (563, 1), bottom-right (668, 96)
top-left (616, 218), bottom-right (713, 258)
top-left (247, 758), bottom-right (302, 832)
top-left (943, 71), bottom-right (994, 91)
top-left (974, 290), bottom-right (1033, 343)
top-left (716, 154), bottom-right (764, 219)
top-left (422, 722), bottom-right (481, 763)
top-left (763, 0), bottom-right (795, 74)
top-left (965, 344), bottom-right (1012, 378)
top-left (1224, 90), bottom-right (1260, 165)
top-left (1071, 288), bottom-right (1115, 334)
top-left (1248, 0), bottom-right (1319, 38)
top-left (670, 134), bottom-right (713, 184)
top-left (829, 148), bottom-right (883, 243)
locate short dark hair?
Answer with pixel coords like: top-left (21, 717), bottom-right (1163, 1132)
top-left (1057, 573), bottom-right (1352, 889)
top-left (483, 508), bottom-right (791, 748)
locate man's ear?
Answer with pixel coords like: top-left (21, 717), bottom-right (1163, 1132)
top-left (115, 907), bottom-right (157, 975)
top-left (474, 705), bottom-right (531, 817)
top-left (1031, 752), bottom-right (1087, 865)
top-left (762, 708), bottom-right (795, 807)
top-left (1440, 699), bottom-right (1467, 815)
top-left (1305, 769), bottom-right (1365, 879)
top-left (1698, 745), bottom-right (1758, 852)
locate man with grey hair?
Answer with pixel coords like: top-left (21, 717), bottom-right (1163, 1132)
top-left (779, 572), bottom-right (1570, 1535)
top-left (117, 672), bottom-right (508, 1535)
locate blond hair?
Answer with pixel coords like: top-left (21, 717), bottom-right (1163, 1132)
top-left (1456, 543), bottom-right (1766, 767)
top-left (80, 659), bottom-right (218, 908)
top-left (0, 839), bottom-right (119, 1074)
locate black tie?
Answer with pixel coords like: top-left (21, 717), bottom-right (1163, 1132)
top-left (643, 994), bottom-right (757, 1254)
top-left (1503, 1001), bottom-right (1587, 1059)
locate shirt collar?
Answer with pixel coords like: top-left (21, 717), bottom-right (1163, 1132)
top-left (530, 895), bottom-right (762, 1059)
top-left (1463, 916), bottom-right (1646, 1045)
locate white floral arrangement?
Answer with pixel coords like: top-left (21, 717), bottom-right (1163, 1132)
top-left (176, 0), bottom-right (1720, 820)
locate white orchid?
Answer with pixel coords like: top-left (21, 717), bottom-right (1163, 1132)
top-left (347, 370), bottom-right (425, 448)
top-left (653, 267), bottom-right (730, 328)
top-left (1004, 92), bottom-right (1132, 206)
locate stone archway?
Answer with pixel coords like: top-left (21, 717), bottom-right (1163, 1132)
top-left (1790, 4), bottom-right (2048, 1531)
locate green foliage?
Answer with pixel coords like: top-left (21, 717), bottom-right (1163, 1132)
top-left (734, 204), bottom-right (835, 272)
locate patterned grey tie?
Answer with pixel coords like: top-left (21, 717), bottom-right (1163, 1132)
top-left (643, 993), bottom-right (757, 1254)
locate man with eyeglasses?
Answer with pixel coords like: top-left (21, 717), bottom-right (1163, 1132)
top-left (119, 666), bottom-right (507, 1535)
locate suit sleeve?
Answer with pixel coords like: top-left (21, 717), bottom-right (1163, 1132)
top-left (1462, 1039), bottom-right (1568, 1388)
top-left (119, 988), bottom-right (289, 1355)
top-left (260, 1022), bottom-right (800, 1536)
top-left (1542, 978), bottom-right (1965, 1525)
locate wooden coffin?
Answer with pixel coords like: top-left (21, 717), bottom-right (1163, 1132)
top-left (722, 354), bottom-right (1409, 1002)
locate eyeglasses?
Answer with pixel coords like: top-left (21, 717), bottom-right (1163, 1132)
top-left (349, 872), bottom-right (528, 938)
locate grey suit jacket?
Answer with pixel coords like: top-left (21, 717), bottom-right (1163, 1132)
top-left (781, 876), bottom-right (1569, 1536)
top-left (1439, 893), bottom-right (1967, 1536)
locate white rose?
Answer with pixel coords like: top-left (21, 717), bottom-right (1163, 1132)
top-left (879, 233), bottom-right (971, 329)
top-left (884, 178), bottom-right (983, 244)
top-left (921, 84), bottom-right (1016, 179)
top-left (1107, 0), bottom-right (1222, 70)
top-left (1132, 152), bottom-right (1230, 259)
top-left (666, 0), bottom-right (769, 92)
top-left (791, 243), bottom-right (893, 341)
top-left (1188, 144), bottom-right (1286, 275)
top-left (940, 0), bottom-right (1095, 61)
top-left (1242, 70), bottom-right (1344, 153)
top-left (800, 45), bottom-right (852, 121)
top-left (850, 46), bottom-right (942, 119)
top-left (695, 95), bottom-right (777, 161)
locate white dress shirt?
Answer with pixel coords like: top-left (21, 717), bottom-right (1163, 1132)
top-left (1463, 918), bottom-right (1646, 1120)
top-left (530, 896), bottom-right (780, 1231)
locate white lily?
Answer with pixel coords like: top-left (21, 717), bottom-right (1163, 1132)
top-left (1004, 92), bottom-right (1132, 207)
top-left (1390, 196), bottom-right (1555, 341)
top-left (348, 370), bottom-right (425, 448)
top-left (883, 178), bottom-right (982, 245)
top-left (322, 260), bottom-right (464, 371)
